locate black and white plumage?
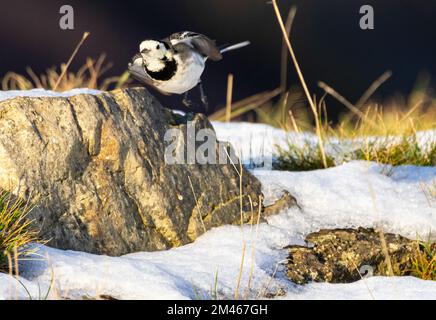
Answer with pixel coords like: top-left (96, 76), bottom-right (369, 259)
top-left (128, 31), bottom-right (250, 108)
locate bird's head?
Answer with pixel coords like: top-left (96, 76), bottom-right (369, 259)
top-left (140, 40), bottom-right (169, 59)
top-left (138, 40), bottom-right (172, 72)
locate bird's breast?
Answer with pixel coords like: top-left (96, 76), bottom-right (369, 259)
top-left (155, 52), bottom-right (205, 95)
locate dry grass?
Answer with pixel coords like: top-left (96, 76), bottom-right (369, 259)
top-left (208, 3), bottom-right (435, 172)
top-left (275, 133), bottom-right (436, 171)
top-left (356, 135), bottom-right (436, 167)
top-left (2, 32), bottom-right (130, 92)
top-left (407, 240), bottom-right (436, 280)
top-left (0, 190), bottom-right (39, 273)
top-left (330, 84), bottom-right (436, 139)
top-left (267, 8), bottom-right (436, 171)
top-left (275, 140), bottom-right (335, 171)
top-left (209, 88), bottom-right (283, 122)
top-left (270, 0), bottom-right (436, 171)
top-left (225, 74), bottom-right (234, 123)
top-left (271, 0), bottom-right (328, 168)
top-left (2, 54), bottom-right (130, 92)
top-left (209, 3), bottom-right (435, 173)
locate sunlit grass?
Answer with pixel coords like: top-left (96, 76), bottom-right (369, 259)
top-left (0, 190), bottom-right (39, 273)
top-left (356, 135), bottom-right (436, 167)
top-left (403, 240), bottom-right (436, 281)
top-left (269, 77), bottom-right (436, 171)
top-left (209, 2), bottom-right (435, 171)
top-left (275, 133), bottom-right (436, 171)
top-left (2, 32), bottom-right (130, 92)
top-left (275, 140), bottom-right (335, 171)
top-left (1, 54), bottom-right (130, 92)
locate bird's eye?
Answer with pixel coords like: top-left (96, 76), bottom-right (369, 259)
top-left (156, 44), bottom-right (160, 49)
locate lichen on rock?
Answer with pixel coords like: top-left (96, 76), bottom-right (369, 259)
top-left (286, 227), bottom-right (430, 284)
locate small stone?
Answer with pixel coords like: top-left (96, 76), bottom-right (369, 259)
top-left (286, 228), bottom-right (420, 284)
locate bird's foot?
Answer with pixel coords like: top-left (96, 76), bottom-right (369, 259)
top-left (182, 97), bottom-right (202, 113)
top-left (182, 98), bottom-right (195, 108)
top-left (198, 81), bottom-right (209, 113)
top-left (200, 95), bottom-right (209, 112)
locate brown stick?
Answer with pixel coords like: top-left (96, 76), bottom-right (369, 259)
top-left (280, 6), bottom-right (297, 96)
top-left (225, 74), bottom-right (234, 122)
top-left (53, 32), bottom-right (90, 91)
top-left (272, 0), bottom-right (328, 168)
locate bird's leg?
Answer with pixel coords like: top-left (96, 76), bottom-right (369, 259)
top-left (182, 91), bottom-right (194, 108)
top-left (198, 81), bottom-right (209, 113)
top-left (182, 91), bottom-right (200, 118)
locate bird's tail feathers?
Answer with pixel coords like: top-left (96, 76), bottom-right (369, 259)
top-left (220, 41), bottom-right (250, 54)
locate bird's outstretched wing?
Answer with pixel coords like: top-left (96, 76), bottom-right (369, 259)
top-left (167, 31), bottom-right (223, 61)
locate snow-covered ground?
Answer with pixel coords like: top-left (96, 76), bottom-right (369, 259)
top-left (0, 88), bottom-right (102, 102)
top-left (0, 89), bottom-right (436, 300)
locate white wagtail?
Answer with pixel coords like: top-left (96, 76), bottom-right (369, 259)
top-left (128, 31), bottom-right (250, 111)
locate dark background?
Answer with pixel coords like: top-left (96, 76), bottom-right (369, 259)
top-left (0, 0), bottom-right (435, 116)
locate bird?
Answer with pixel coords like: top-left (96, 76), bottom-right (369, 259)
top-left (128, 31), bottom-right (250, 111)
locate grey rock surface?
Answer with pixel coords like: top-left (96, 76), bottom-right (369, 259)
top-left (0, 88), bottom-right (263, 255)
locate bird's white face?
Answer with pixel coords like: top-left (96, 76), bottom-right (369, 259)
top-left (140, 40), bottom-right (167, 59)
top-left (139, 40), bottom-right (172, 72)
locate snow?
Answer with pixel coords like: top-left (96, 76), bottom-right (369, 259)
top-left (283, 276), bottom-right (436, 300)
top-left (0, 88), bottom-right (101, 103)
top-left (256, 162), bottom-right (436, 240)
top-left (212, 122), bottom-right (436, 168)
top-left (1, 160), bottom-right (435, 300)
top-left (0, 89), bottom-right (436, 300)
top-left (211, 122), bottom-right (315, 170)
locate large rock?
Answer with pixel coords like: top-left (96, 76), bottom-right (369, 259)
top-left (0, 88), bottom-right (262, 255)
